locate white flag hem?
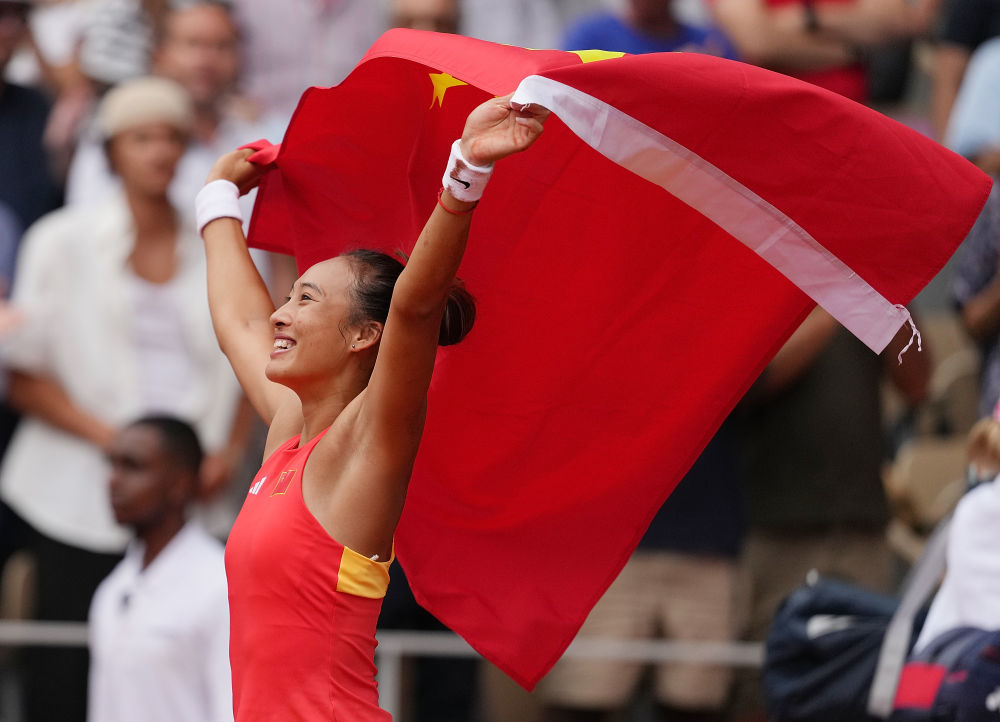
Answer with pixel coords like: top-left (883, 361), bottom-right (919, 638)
top-left (511, 74), bottom-right (910, 355)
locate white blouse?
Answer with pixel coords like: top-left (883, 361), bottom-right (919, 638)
top-left (0, 193), bottom-right (241, 551)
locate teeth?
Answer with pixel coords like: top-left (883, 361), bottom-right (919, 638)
top-left (273, 339), bottom-right (292, 350)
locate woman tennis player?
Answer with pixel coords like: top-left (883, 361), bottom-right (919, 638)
top-left (196, 94), bottom-right (547, 720)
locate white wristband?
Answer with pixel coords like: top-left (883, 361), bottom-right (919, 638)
top-left (196, 179), bottom-right (242, 235)
top-left (442, 139), bottom-right (494, 202)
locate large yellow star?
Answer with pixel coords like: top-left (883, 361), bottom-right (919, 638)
top-left (570, 49), bottom-right (626, 63)
top-left (429, 72), bottom-right (468, 108)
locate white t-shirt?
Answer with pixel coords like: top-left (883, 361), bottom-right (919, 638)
top-left (916, 477), bottom-right (1000, 650)
top-left (128, 275), bottom-right (196, 415)
top-left (88, 522), bottom-right (233, 722)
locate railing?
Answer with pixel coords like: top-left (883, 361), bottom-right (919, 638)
top-left (0, 621), bottom-right (764, 720)
top-left (0, 620), bottom-right (88, 647)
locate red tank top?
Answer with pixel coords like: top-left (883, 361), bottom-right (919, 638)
top-left (225, 431), bottom-right (393, 721)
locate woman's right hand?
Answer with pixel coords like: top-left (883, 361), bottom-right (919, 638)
top-left (206, 148), bottom-right (265, 196)
top-left (460, 93), bottom-right (549, 167)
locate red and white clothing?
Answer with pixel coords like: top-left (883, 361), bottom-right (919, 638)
top-left (226, 430), bottom-right (393, 721)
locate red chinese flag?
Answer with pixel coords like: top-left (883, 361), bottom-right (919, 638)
top-left (246, 29), bottom-right (991, 688)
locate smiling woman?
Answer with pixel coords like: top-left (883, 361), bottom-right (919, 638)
top-left (197, 93), bottom-right (547, 720)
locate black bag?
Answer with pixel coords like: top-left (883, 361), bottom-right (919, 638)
top-left (764, 577), bottom-right (918, 721)
top-left (764, 517), bottom-right (952, 721)
top-left (956, 632), bottom-right (1000, 722)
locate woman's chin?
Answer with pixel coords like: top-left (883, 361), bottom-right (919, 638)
top-left (264, 359), bottom-right (292, 384)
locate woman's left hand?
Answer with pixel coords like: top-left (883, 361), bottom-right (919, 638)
top-left (206, 148), bottom-right (266, 196)
top-left (460, 93), bottom-right (549, 167)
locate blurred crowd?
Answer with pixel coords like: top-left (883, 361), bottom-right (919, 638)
top-left (1, 0), bottom-right (999, 721)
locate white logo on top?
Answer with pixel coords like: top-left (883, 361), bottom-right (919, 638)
top-left (806, 615), bottom-right (858, 638)
top-left (986, 687), bottom-right (1000, 712)
top-left (249, 477), bottom-right (267, 496)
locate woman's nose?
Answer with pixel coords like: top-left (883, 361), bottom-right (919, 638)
top-left (269, 303), bottom-right (291, 327)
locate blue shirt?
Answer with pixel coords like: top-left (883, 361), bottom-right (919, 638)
top-left (562, 11), bottom-right (739, 60)
top-left (946, 36), bottom-right (1000, 160)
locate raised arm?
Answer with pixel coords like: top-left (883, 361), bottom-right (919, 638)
top-left (200, 150), bottom-right (297, 424)
top-left (360, 95), bottom-right (548, 438)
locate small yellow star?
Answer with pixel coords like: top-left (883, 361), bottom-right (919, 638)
top-left (569, 50), bottom-right (626, 63)
top-left (429, 72), bottom-right (469, 108)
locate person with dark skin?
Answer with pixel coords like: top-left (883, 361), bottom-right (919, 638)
top-left (89, 416), bottom-right (232, 722)
top-left (0, 77), bottom-right (242, 722)
top-left (105, 418), bottom-right (202, 567)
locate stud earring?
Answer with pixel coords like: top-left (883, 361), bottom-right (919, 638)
top-left (351, 344), bottom-right (356, 349)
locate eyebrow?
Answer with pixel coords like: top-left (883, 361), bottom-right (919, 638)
top-left (290, 281), bottom-right (324, 297)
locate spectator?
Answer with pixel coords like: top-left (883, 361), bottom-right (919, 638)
top-left (0, 0), bottom-right (61, 230)
top-left (89, 416), bottom-right (232, 722)
top-left (952, 187), bottom-right (1000, 419)
top-left (66, 0), bottom-right (285, 223)
top-left (229, 0), bottom-right (382, 123)
top-left (4, 0), bottom-right (101, 184)
top-left (944, 35), bottom-right (1000, 175)
top-left (65, 0), bottom-right (294, 333)
top-left (930, 0), bottom-right (1000, 140)
top-left (0, 76), bottom-right (243, 722)
top-left (711, 0), bottom-right (939, 102)
top-left (461, 0), bottom-right (586, 50)
top-left (540, 420), bottom-right (744, 722)
top-left (914, 414), bottom-right (1000, 653)
top-left (562, 0), bottom-right (738, 58)
top-left (390, 0), bottom-right (459, 35)
top-left (4, 0), bottom-right (91, 91)
top-left (734, 308), bottom-right (929, 719)
top-left (0, 0), bottom-right (61, 602)
top-left (76, 0), bottom-right (164, 90)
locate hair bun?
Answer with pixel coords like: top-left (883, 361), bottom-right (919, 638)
top-left (439, 283), bottom-right (476, 346)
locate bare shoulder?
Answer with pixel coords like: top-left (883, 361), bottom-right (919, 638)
top-left (301, 391), bottom-right (416, 559)
top-left (311, 389), bottom-right (426, 473)
top-left (307, 392), bottom-right (366, 469)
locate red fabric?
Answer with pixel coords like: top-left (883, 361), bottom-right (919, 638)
top-left (239, 138), bottom-right (280, 166)
top-left (225, 432), bottom-right (389, 721)
top-left (245, 29), bottom-right (990, 688)
top-left (893, 663), bottom-right (948, 708)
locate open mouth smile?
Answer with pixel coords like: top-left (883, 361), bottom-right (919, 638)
top-left (271, 336), bottom-right (296, 357)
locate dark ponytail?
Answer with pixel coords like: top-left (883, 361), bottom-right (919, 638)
top-left (439, 282), bottom-right (476, 346)
top-left (340, 249), bottom-right (476, 346)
